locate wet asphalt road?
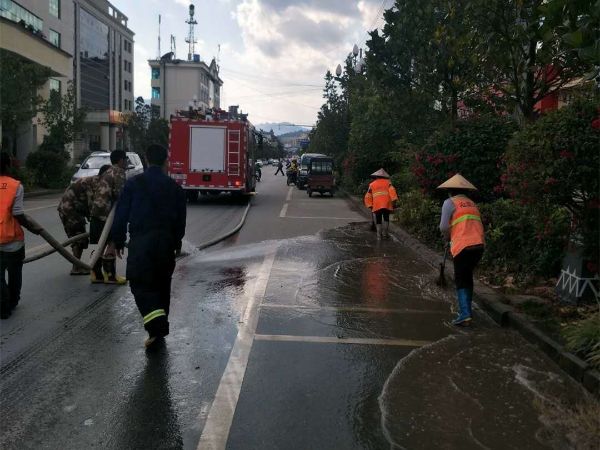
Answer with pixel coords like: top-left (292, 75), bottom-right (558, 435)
top-left (1, 170), bottom-right (598, 449)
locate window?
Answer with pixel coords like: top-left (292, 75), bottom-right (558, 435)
top-left (124, 40), bottom-right (131, 53)
top-left (49, 29), bottom-right (60, 47)
top-left (0, 0), bottom-right (43, 31)
top-left (152, 87), bottom-right (160, 99)
top-left (151, 67), bottom-right (160, 79)
top-left (49, 78), bottom-right (61, 93)
top-left (310, 160), bottom-right (333, 174)
top-left (49, 0), bottom-right (60, 18)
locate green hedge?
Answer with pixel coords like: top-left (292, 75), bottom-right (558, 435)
top-left (393, 191), bottom-right (570, 281)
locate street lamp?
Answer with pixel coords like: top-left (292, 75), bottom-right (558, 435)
top-left (334, 44), bottom-right (365, 78)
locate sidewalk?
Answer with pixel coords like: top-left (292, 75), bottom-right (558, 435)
top-left (345, 193), bottom-right (600, 398)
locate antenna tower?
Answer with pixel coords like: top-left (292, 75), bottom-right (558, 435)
top-left (185, 4), bottom-right (198, 61)
top-left (157, 14), bottom-right (161, 58)
top-left (171, 35), bottom-right (176, 58)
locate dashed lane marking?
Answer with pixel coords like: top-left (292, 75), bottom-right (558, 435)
top-left (254, 334), bottom-right (432, 347)
top-left (197, 243), bottom-right (279, 450)
top-left (279, 203), bottom-right (288, 218)
top-left (260, 304), bottom-right (448, 315)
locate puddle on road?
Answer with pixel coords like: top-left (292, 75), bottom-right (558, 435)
top-left (177, 223), bottom-right (598, 450)
top-left (378, 330), bottom-right (600, 450)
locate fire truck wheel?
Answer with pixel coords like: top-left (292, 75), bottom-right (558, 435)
top-left (186, 191), bottom-right (198, 203)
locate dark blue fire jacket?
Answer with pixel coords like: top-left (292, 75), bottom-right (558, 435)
top-left (110, 166), bottom-right (186, 280)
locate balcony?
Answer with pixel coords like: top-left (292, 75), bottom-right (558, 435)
top-left (0, 16), bottom-right (72, 77)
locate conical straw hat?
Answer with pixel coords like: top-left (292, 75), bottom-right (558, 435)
top-left (436, 173), bottom-right (477, 191)
top-left (371, 168), bottom-right (390, 178)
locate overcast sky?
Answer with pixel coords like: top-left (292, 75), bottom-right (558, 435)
top-left (116, 0), bottom-right (388, 126)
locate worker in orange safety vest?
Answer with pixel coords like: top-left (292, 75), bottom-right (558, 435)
top-left (437, 173), bottom-right (485, 326)
top-left (364, 168), bottom-right (398, 240)
top-left (0, 152), bottom-right (42, 319)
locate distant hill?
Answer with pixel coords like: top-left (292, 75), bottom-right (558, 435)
top-left (254, 122), bottom-right (311, 136)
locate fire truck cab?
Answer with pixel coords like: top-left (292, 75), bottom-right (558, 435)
top-left (168, 108), bottom-right (257, 201)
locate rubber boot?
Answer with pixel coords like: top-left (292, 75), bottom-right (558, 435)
top-left (382, 221), bottom-right (390, 239)
top-left (375, 224), bottom-right (382, 240)
top-left (102, 257), bottom-right (127, 285)
top-left (90, 251), bottom-right (104, 284)
top-left (452, 288), bottom-right (472, 326)
top-left (466, 287), bottom-right (474, 319)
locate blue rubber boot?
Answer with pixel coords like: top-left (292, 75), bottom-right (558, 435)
top-left (452, 288), bottom-right (472, 326)
top-left (466, 288), bottom-right (474, 319)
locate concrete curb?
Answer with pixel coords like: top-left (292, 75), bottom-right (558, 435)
top-left (24, 189), bottom-right (63, 199)
top-left (344, 192), bottom-right (600, 398)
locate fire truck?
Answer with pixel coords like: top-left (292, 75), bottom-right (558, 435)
top-left (168, 106), bottom-right (257, 200)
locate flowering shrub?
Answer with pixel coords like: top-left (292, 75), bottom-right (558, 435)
top-left (479, 199), bottom-right (570, 279)
top-left (412, 116), bottom-right (518, 201)
top-left (502, 99), bottom-right (600, 264)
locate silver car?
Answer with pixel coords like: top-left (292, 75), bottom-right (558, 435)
top-left (71, 151), bottom-right (144, 183)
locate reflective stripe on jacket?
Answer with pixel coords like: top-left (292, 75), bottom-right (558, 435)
top-left (368, 179), bottom-right (398, 212)
top-left (0, 176), bottom-right (24, 244)
top-left (449, 195), bottom-right (484, 257)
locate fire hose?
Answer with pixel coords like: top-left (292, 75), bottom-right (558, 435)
top-left (22, 205), bottom-right (116, 269)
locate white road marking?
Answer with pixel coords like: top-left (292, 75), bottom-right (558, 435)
top-left (284, 215), bottom-right (360, 220)
top-left (24, 203), bottom-right (58, 212)
top-left (279, 203), bottom-right (288, 218)
top-left (254, 334), bottom-right (431, 347)
top-left (260, 304), bottom-right (448, 315)
top-left (286, 186), bottom-right (293, 202)
top-left (197, 243), bottom-right (278, 450)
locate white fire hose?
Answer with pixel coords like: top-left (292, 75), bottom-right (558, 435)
top-left (22, 205), bottom-right (116, 269)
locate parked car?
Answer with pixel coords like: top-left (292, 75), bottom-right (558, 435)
top-left (256, 159), bottom-right (263, 167)
top-left (71, 151), bottom-right (144, 183)
top-left (268, 158), bottom-right (275, 165)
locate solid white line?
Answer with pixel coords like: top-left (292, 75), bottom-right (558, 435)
top-left (279, 203), bottom-right (288, 218)
top-left (284, 215), bottom-right (359, 220)
top-left (254, 334), bottom-right (432, 347)
top-left (24, 203), bottom-right (58, 212)
top-left (197, 243), bottom-right (278, 450)
top-left (260, 304), bottom-right (448, 315)
top-left (286, 186), bottom-right (293, 202)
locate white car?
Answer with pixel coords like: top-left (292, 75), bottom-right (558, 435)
top-left (71, 151), bottom-right (144, 183)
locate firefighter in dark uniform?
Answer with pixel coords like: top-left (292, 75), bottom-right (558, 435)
top-left (109, 144), bottom-right (187, 349)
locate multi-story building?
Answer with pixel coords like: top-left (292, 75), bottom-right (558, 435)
top-left (74, 0), bottom-right (134, 154)
top-left (0, 0), bottom-right (75, 160)
top-left (148, 55), bottom-right (223, 120)
top-left (0, 0), bottom-right (134, 160)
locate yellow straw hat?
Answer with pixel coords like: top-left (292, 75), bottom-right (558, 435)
top-left (371, 168), bottom-right (390, 179)
top-left (436, 173), bottom-right (477, 191)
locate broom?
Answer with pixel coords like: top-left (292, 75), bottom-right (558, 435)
top-left (436, 244), bottom-right (449, 287)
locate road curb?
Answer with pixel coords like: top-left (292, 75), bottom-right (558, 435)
top-left (344, 192), bottom-right (600, 398)
top-left (24, 189), bottom-right (63, 199)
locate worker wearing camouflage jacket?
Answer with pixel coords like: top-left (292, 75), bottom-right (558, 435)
top-left (90, 150), bottom-right (127, 284)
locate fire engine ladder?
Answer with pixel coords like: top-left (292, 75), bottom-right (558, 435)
top-left (228, 130), bottom-right (241, 176)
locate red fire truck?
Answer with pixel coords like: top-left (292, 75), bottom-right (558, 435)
top-left (168, 108), bottom-right (257, 200)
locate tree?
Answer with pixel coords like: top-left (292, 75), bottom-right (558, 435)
top-left (123, 97), bottom-right (169, 157)
top-left (0, 50), bottom-right (51, 155)
top-left (38, 81), bottom-right (86, 152)
top-left (470, 0), bottom-right (590, 120)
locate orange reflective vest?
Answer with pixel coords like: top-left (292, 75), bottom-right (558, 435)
top-left (367, 179), bottom-right (398, 212)
top-left (363, 191), bottom-right (373, 209)
top-left (0, 176), bottom-right (24, 245)
top-left (449, 195), bottom-right (484, 257)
